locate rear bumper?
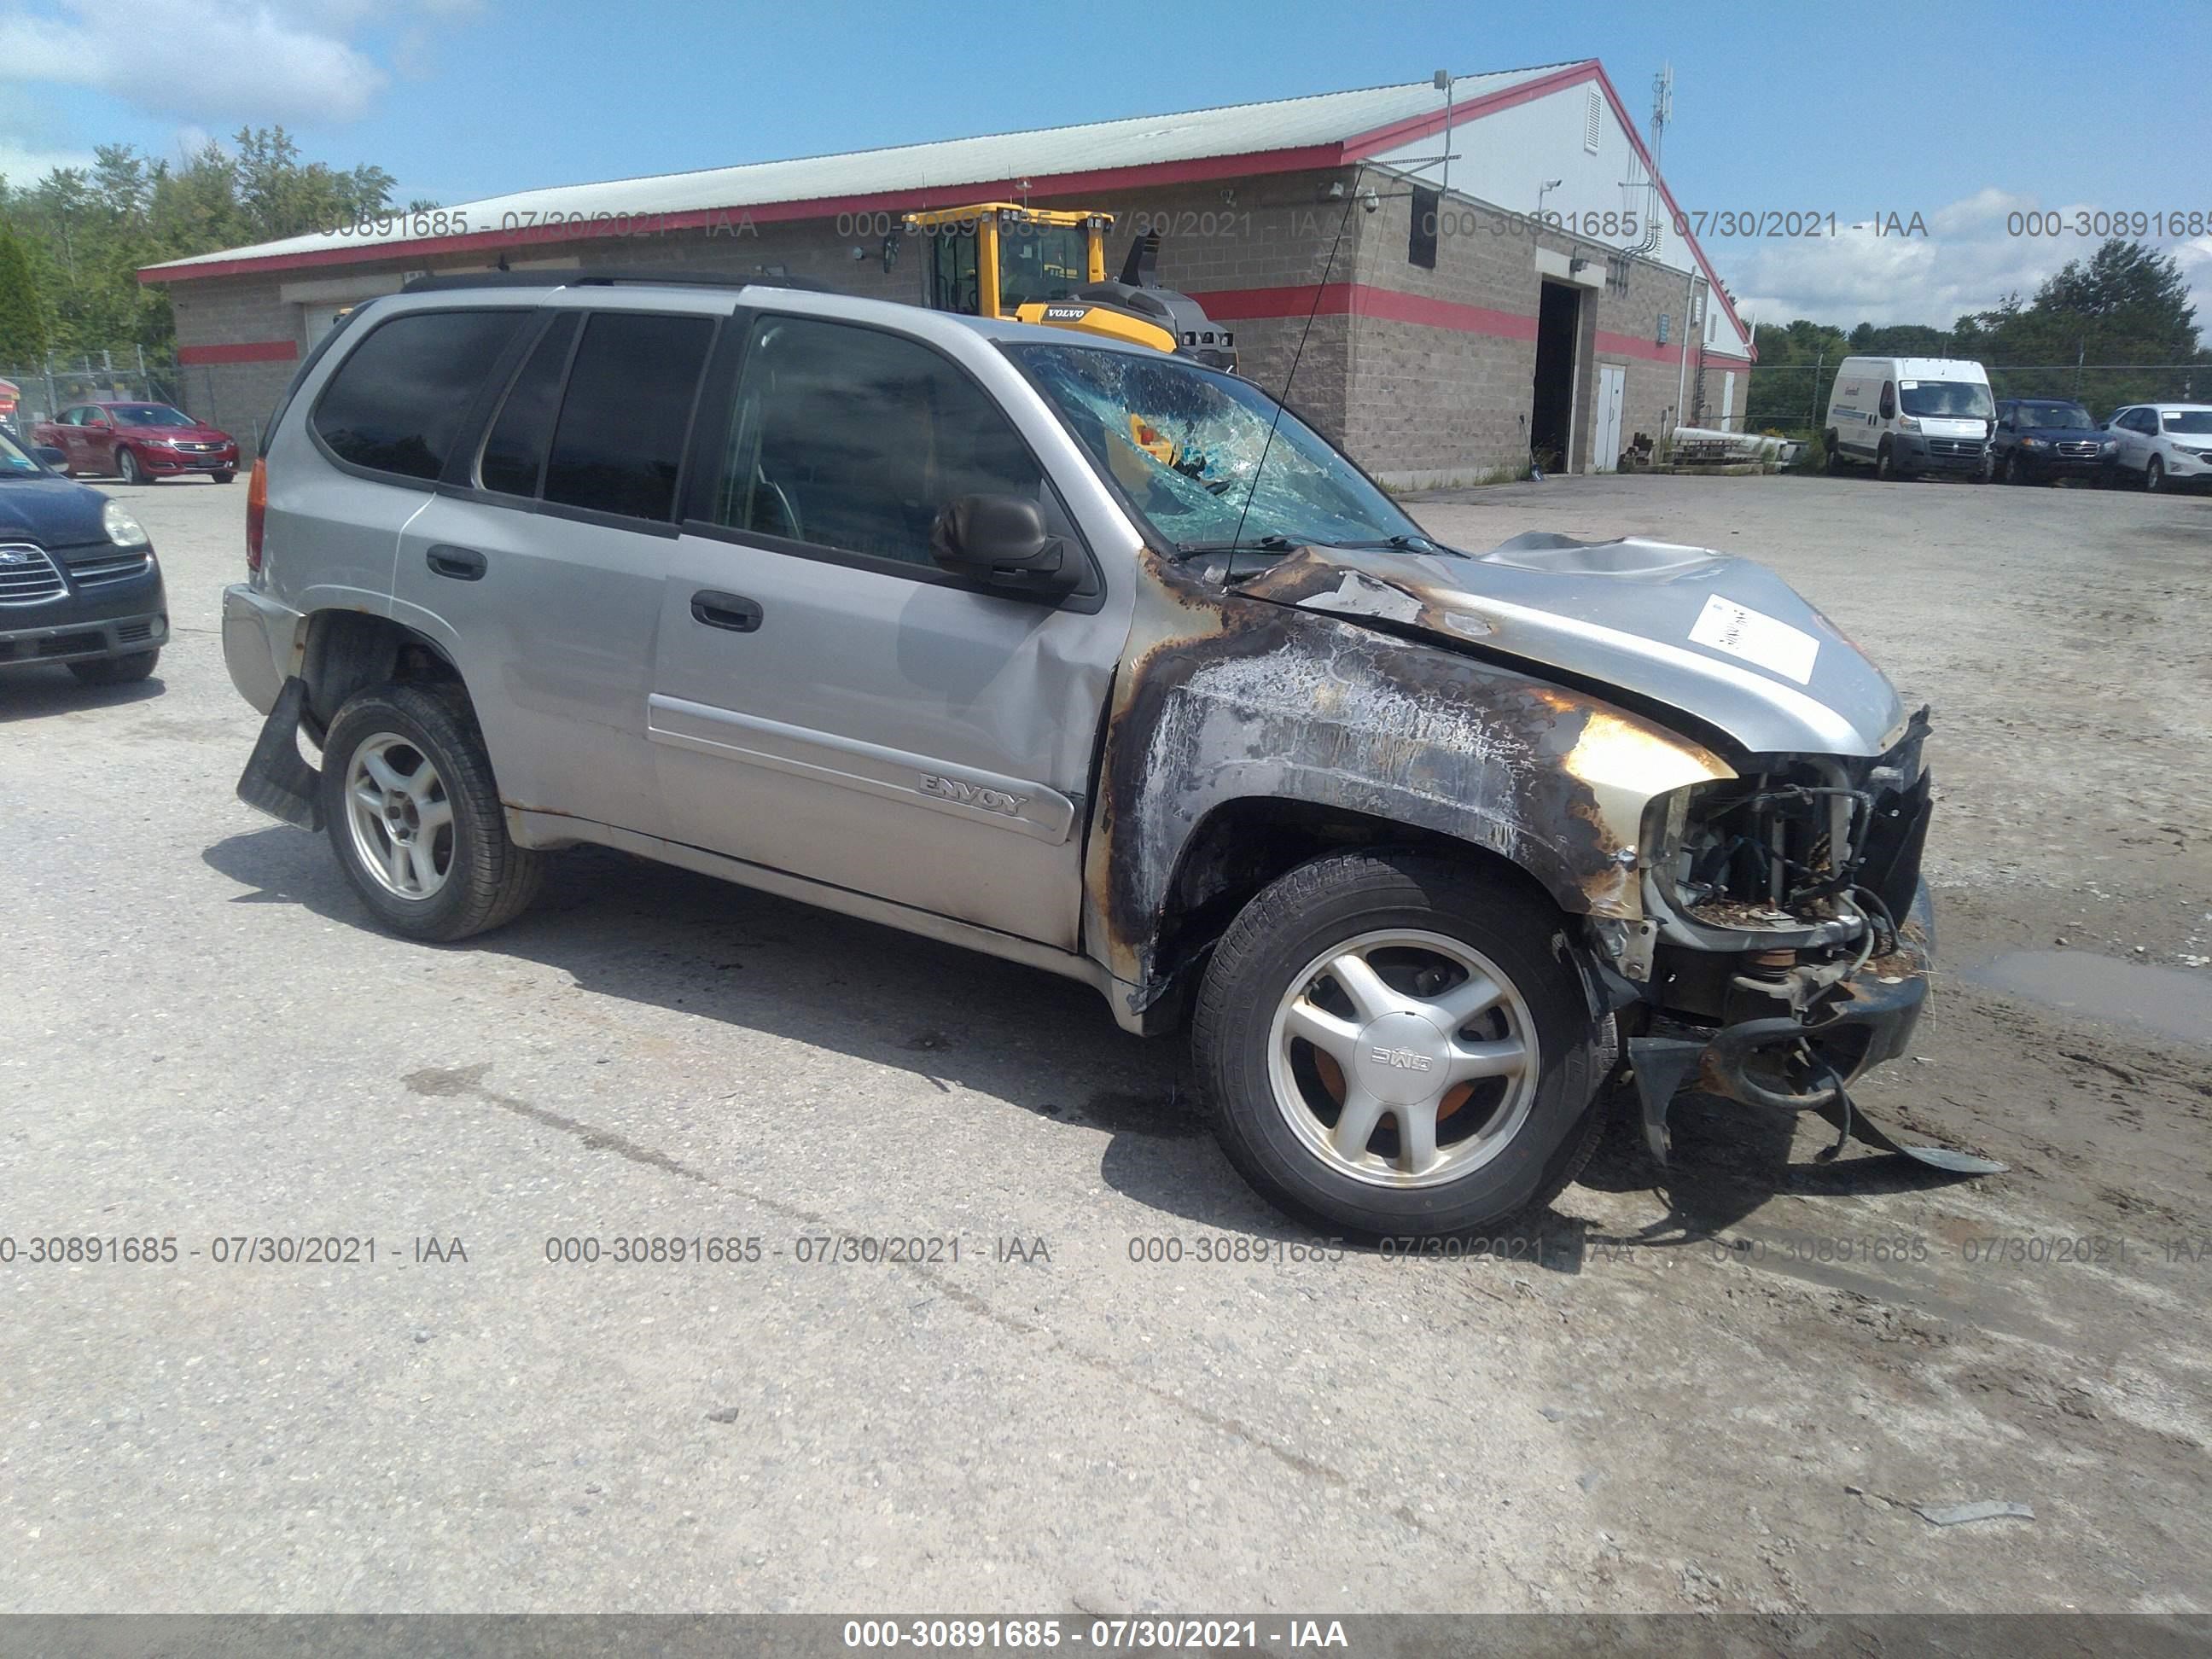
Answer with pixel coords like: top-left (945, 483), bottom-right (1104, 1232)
top-left (222, 583), bottom-right (304, 714)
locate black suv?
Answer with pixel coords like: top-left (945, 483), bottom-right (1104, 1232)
top-left (0, 427), bottom-right (168, 684)
top-left (1987, 398), bottom-right (2111, 485)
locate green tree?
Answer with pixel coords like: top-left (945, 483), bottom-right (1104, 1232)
top-left (0, 224), bottom-right (47, 360)
top-left (0, 125), bottom-right (396, 360)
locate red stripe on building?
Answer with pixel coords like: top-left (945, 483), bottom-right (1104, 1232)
top-left (1592, 329), bottom-right (1681, 364)
top-left (177, 340), bottom-right (300, 365)
top-left (1194, 282), bottom-right (1539, 341)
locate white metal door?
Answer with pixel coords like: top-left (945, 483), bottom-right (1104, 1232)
top-left (1593, 364), bottom-right (1626, 472)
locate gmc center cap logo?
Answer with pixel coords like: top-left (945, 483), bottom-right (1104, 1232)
top-left (1353, 1010), bottom-right (1453, 1102)
top-left (1371, 1046), bottom-right (1435, 1073)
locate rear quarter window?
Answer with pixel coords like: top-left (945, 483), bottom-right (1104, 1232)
top-left (311, 309), bottom-right (529, 481)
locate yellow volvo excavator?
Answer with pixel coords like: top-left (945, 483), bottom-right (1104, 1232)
top-left (901, 203), bottom-right (1238, 372)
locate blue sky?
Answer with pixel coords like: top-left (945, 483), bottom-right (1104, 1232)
top-left (3, 0), bottom-right (2209, 329)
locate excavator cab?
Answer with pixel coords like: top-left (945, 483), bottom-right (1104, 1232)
top-left (903, 203), bottom-right (1238, 373)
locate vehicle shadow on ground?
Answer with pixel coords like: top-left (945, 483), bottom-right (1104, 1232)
top-left (1575, 1085), bottom-right (1976, 1251)
top-left (203, 825), bottom-right (1960, 1256)
top-left (201, 826), bottom-right (1324, 1236)
top-left (0, 664), bottom-right (166, 721)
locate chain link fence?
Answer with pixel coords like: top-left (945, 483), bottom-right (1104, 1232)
top-left (1745, 361), bottom-right (2209, 439)
top-left (0, 349), bottom-right (185, 438)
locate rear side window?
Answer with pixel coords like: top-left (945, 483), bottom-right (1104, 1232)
top-left (543, 312), bottom-right (715, 521)
top-left (311, 309), bottom-right (527, 480)
top-left (479, 313), bottom-right (580, 497)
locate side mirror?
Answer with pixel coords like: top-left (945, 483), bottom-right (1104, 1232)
top-left (32, 445), bottom-right (67, 469)
top-left (930, 494), bottom-right (1080, 599)
top-left (1878, 392), bottom-right (1896, 420)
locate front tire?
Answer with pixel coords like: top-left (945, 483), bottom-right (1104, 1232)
top-left (117, 448), bottom-right (145, 485)
top-left (67, 649), bottom-right (158, 685)
top-left (212, 469), bottom-right (236, 484)
top-left (2146, 457), bottom-right (2166, 492)
top-left (1876, 442), bottom-right (1903, 481)
top-left (320, 683), bottom-right (543, 942)
top-left (1193, 851), bottom-right (1604, 1238)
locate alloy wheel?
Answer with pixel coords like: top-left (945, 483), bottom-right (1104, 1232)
top-left (344, 732), bottom-right (455, 899)
top-left (1266, 928), bottom-right (1540, 1189)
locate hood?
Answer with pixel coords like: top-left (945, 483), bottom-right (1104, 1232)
top-left (119, 422), bottom-right (229, 440)
top-left (0, 473), bottom-right (112, 546)
top-left (1231, 533), bottom-right (1909, 758)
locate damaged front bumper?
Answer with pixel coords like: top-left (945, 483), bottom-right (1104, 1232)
top-left (1624, 881), bottom-right (2001, 1175)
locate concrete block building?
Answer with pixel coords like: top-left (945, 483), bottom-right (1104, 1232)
top-left (141, 59), bottom-right (1755, 481)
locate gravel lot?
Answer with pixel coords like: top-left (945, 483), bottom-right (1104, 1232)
top-left (3, 468), bottom-right (2209, 1615)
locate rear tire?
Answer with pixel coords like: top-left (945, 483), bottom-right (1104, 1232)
top-left (320, 683), bottom-right (543, 942)
top-left (1193, 851), bottom-right (1604, 1239)
top-left (67, 649), bottom-right (158, 685)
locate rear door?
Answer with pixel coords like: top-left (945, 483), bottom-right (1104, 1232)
top-left (649, 311), bottom-right (1126, 949)
top-left (390, 299), bottom-right (724, 840)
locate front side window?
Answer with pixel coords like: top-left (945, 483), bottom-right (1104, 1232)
top-left (312, 308), bottom-right (529, 481)
top-left (998, 223), bottom-right (1089, 311)
top-left (0, 428), bottom-right (41, 473)
top-left (543, 311), bottom-right (715, 521)
top-left (712, 316), bottom-right (1045, 567)
top-left (1896, 379), bottom-right (1994, 420)
top-left (1010, 341), bottom-right (1428, 555)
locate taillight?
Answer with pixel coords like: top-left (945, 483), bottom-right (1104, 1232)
top-left (245, 457), bottom-right (268, 573)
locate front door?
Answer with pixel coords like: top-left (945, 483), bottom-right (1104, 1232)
top-left (650, 312), bottom-right (1124, 950)
top-left (1592, 364), bottom-right (1625, 472)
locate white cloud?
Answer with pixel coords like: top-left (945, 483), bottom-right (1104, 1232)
top-left (0, 134), bottom-right (96, 185)
top-left (0, 1), bottom-right (473, 126)
top-left (1727, 187), bottom-right (2203, 331)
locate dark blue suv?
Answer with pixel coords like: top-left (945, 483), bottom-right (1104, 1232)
top-left (0, 426), bottom-right (168, 684)
top-left (1988, 398), bottom-right (2113, 485)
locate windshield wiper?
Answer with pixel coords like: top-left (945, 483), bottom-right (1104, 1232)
top-left (1173, 533), bottom-right (1300, 559)
top-left (1320, 534), bottom-right (1456, 556)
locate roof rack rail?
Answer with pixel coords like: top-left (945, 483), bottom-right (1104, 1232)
top-left (399, 268), bottom-right (839, 296)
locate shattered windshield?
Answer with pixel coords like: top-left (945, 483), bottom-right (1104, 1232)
top-left (1009, 341), bottom-right (1429, 554)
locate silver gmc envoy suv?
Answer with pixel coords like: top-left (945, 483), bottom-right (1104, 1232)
top-left (224, 271), bottom-right (1971, 1239)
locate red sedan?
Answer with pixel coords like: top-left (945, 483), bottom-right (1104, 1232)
top-left (33, 401), bottom-right (240, 485)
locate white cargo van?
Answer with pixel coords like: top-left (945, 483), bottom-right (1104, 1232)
top-left (1825, 357), bottom-right (1994, 480)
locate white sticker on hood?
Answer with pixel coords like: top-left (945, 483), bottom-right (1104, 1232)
top-left (1689, 594), bottom-right (1819, 684)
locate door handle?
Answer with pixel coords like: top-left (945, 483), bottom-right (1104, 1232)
top-left (690, 590), bottom-right (763, 632)
top-left (426, 544), bottom-right (487, 581)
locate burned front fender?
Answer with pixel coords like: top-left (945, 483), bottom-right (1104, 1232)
top-left (1083, 550), bottom-right (1734, 1012)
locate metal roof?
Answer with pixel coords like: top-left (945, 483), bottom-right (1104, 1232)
top-left (141, 63), bottom-right (1584, 277)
